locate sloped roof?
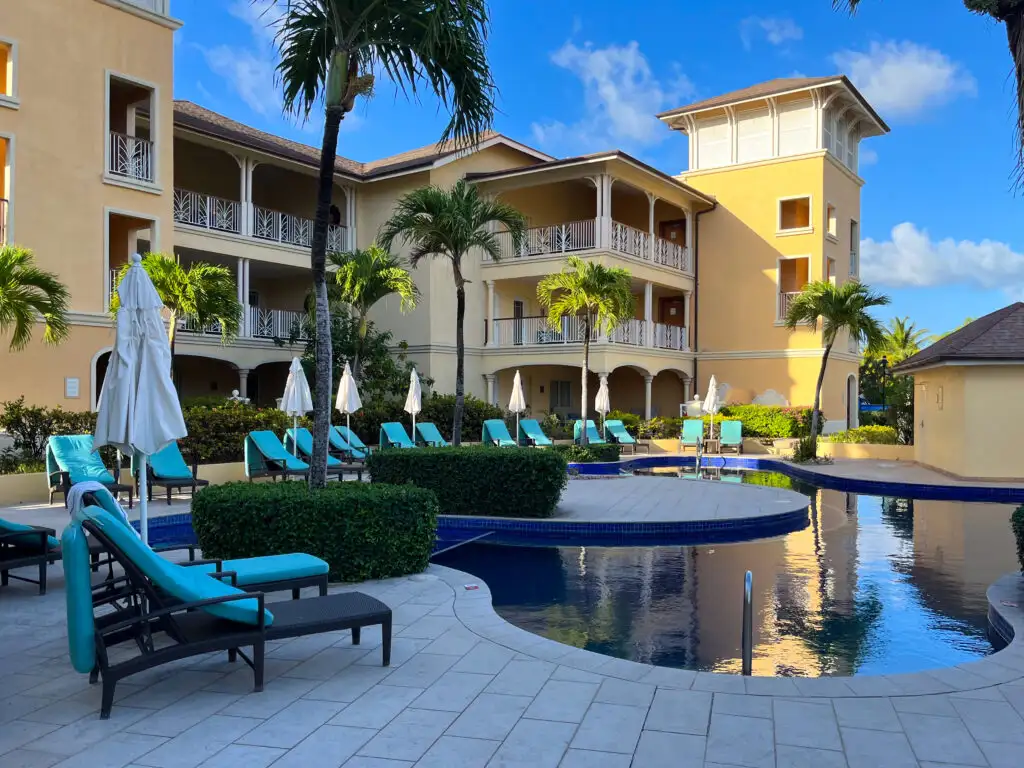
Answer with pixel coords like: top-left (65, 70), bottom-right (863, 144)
top-left (173, 101), bottom-right (546, 179)
top-left (893, 303), bottom-right (1024, 372)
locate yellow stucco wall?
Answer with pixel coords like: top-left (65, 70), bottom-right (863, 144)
top-left (912, 366), bottom-right (967, 476)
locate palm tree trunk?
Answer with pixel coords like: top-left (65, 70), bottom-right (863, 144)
top-left (308, 103), bottom-right (344, 489)
top-left (453, 260), bottom-right (466, 446)
top-left (810, 341), bottom-right (834, 455)
top-left (1006, 5), bottom-right (1024, 186)
top-left (580, 314), bottom-right (590, 447)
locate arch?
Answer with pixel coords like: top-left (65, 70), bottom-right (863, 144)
top-left (90, 346), bottom-right (114, 411)
top-left (249, 360), bottom-right (292, 407)
top-left (174, 355), bottom-right (241, 403)
top-left (846, 373), bottom-right (858, 430)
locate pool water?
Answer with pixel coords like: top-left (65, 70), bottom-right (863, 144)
top-left (434, 470), bottom-right (1019, 677)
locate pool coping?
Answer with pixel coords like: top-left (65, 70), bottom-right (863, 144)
top-left (432, 561), bottom-right (1024, 697)
top-left (571, 455), bottom-right (1024, 503)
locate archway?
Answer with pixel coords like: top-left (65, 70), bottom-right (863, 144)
top-left (846, 374), bottom-right (858, 430)
top-left (91, 348), bottom-right (113, 411)
top-left (249, 361), bottom-right (291, 407)
top-left (174, 356), bottom-right (240, 403)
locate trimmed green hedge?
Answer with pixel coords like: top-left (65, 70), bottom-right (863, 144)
top-left (826, 425), bottom-right (897, 444)
top-left (367, 446), bottom-right (568, 518)
top-left (1012, 506), bottom-right (1024, 575)
top-left (634, 405), bottom-right (816, 440)
top-left (191, 482), bottom-right (438, 582)
top-left (551, 444), bottom-right (623, 463)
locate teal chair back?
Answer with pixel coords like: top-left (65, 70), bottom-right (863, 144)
top-left (482, 419), bottom-right (515, 446)
top-left (245, 431), bottom-right (308, 476)
top-left (415, 423), bottom-right (449, 447)
top-left (62, 522), bottom-right (96, 673)
top-left (142, 442), bottom-right (193, 480)
top-left (285, 428), bottom-right (342, 466)
top-left (573, 420), bottom-right (606, 445)
top-left (604, 420), bottom-right (636, 445)
top-left (336, 425), bottom-right (369, 451)
top-left (720, 420), bottom-right (742, 446)
top-left (380, 422), bottom-right (415, 448)
top-left (47, 435), bottom-right (115, 484)
top-left (329, 427), bottom-right (365, 459)
top-left (518, 419), bottom-right (552, 446)
top-left (681, 420), bottom-right (704, 445)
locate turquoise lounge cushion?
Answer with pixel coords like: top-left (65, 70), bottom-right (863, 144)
top-left (336, 425), bottom-right (368, 451)
top-left (415, 423), bottom-right (449, 447)
top-left (48, 435), bottom-right (115, 484)
top-left (518, 419), bottom-right (552, 446)
top-left (193, 553), bottom-right (328, 587)
top-left (605, 420), bottom-right (636, 445)
top-left (720, 420), bottom-right (742, 445)
top-left (380, 423), bottom-right (415, 448)
top-left (329, 427), bottom-right (366, 459)
top-left (62, 522), bottom-right (96, 674)
top-left (482, 419), bottom-right (516, 446)
top-left (79, 505), bottom-right (273, 627)
top-left (249, 431), bottom-right (309, 471)
top-left (286, 428), bottom-right (343, 467)
top-left (148, 443), bottom-right (194, 480)
top-left (0, 518), bottom-right (59, 550)
top-left (681, 420), bottom-right (704, 444)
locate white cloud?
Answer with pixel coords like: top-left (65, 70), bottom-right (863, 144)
top-left (740, 17), bottom-right (803, 50)
top-left (201, 45), bottom-right (280, 116)
top-left (861, 223), bottom-right (1024, 298)
top-left (229, 0), bottom-right (284, 47)
top-left (832, 41), bottom-right (976, 119)
top-left (531, 40), bottom-right (694, 154)
top-left (859, 147), bottom-right (879, 165)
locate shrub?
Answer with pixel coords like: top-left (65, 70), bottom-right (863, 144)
top-left (715, 405), bottom-right (816, 439)
top-left (0, 397), bottom-right (98, 460)
top-left (639, 416), bottom-right (683, 439)
top-left (551, 444), bottom-right (623, 463)
top-left (0, 449), bottom-right (46, 476)
top-left (791, 436), bottom-right (818, 463)
top-left (827, 425), bottom-right (897, 444)
top-left (1012, 506), bottom-right (1024, 574)
top-left (367, 446), bottom-right (567, 518)
top-left (539, 412), bottom-right (574, 440)
top-left (606, 410), bottom-right (642, 437)
top-left (419, 393), bottom-right (504, 442)
top-left (180, 402), bottom-right (296, 464)
top-left (191, 481), bottom-right (438, 582)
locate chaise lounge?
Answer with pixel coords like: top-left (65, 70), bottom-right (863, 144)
top-left (719, 420), bottom-right (744, 454)
top-left (482, 419), bottom-right (516, 447)
top-left (379, 422), bottom-right (416, 449)
top-left (245, 431), bottom-right (309, 481)
top-left (285, 428), bottom-right (364, 482)
top-left (415, 422), bottom-right (449, 447)
top-left (603, 419), bottom-right (648, 454)
top-left (518, 418), bottom-right (553, 447)
top-left (680, 419), bottom-right (704, 453)
top-left (46, 435), bottom-right (134, 508)
top-left (573, 420), bottom-right (607, 445)
top-left (132, 442), bottom-right (209, 505)
top-left (329, 426), bottom-right (367, 461)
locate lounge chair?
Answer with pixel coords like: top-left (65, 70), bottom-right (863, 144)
top-left (63, 504), bottom-right (392, 718)
top-left (284, 428), bottom-right (363, 482)
top-left (573, 420), bottom-right (606, 445)
top-left (482, 419), bottom-right (516, 447)
top-left (335, 425), bottom-right (371, 457)
top-left (244, 431), bottom-right (309, 481)
top-left (518, 418), bottom-right (553, 447)
top-left (379, 422), bottom-right (416, 449)
top-left (603, 420), bottom-right (648, 454)
top-left (719, 420), bottom-right (743, 454)
top-left (415, 422), bottom-right (449, 447)
top-left (131, 442), bottom-right (209, 505)
top-left (680, 420), bottom-right (704, 453)
top-left (1, 513), bottom-right (110, 595)
top-left (329, 426), bottom-right (367, 461)
top-left (46, 435), bottom-right (134, 508)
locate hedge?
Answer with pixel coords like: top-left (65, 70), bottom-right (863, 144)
top-left (190, 481), bottom-right (438, 582)
top-left (634, 405), bottom-right (816, 440)
top-left (826, 425), bottom-right (897, 444)
top-left (367, 446), bottom-right (568, 518)
top-left (1012, 505), bottom-right (1024, 575)
top-left (551, 444), bottom-right (622, 463)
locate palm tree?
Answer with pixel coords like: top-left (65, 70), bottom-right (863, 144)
top-left (537, 256), bottom-right (635, 446)
top-left (784, 280), bottom-right (889, 452)
top-left (0, 244), bottom-right (70, 352)
top-left (327, 244), bottom-right (418, 380)
top-left (274, 0), bottom-right (496, 486)
top-left (835, 0), bottom-right (1023, 185)
top-left (111, 253), bottom-right (242, 370)
top-left (870, 316), bottom-right (929, 365)
top-left (379, 180), bottom-right (526, 445)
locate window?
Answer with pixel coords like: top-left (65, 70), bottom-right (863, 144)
top-left (777, 256), bottom-right (810, 320)
top-left (779, 197), bottom-right (811, 233)
top-left (778, 100), bottom-right (815, 156)
top-left (826, 257), bottom-right (836, 285)
top-left (826, 203), bottom-right (837, 239)
top-left (0, 38), bottom-right (17, 108)
top-left (736, 108), bottom-right (771, 164)
top-left (849, 220), bottom-right (860, 277)
top-left (550, 380), bottom-right (571, 411)
top-left (695, 116), bottom-right (730, 169)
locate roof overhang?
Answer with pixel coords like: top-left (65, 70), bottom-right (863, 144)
top-left (892, 358), bottom-right (1024, 375)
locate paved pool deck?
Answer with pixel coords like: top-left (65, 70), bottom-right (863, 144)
top-left (1, 556), bottom-right (1023, 768)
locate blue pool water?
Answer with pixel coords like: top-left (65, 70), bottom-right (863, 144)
top-left (434, 469), bottom-right (1019, 677)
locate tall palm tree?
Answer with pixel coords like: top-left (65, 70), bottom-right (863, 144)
top-left (784, 280), bottom-right (889, 452)
top-left (111, 253), bottom-right (242, 370)
top-left (274, 0), bottom-right (496, 486)
top-left (871, 316), bottom-right (929, 365)
top-left (0, 244), bottom-right (70, 352)
top-left (537, 256), bottom-right (635, 446)
top-left (835, 0), bottom-right (1024, 185)
top-left (379, 180), bottom-right (526, 445)
top-left (327, 244), bottom-right (418, 380)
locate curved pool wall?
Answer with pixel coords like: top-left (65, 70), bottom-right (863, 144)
top-left (571, 455), bottom-right (1024, 503)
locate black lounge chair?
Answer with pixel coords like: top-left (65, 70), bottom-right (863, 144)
top-left (65, 505), bottom-right (392, 718)
top-left (1, 519), bottom-right (109, 595)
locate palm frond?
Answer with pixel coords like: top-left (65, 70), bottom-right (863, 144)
top-left (328, 244), bottom-right (419, 316)
top-left (784, 280), bottom-right (890, 348)
top-left (537, 255), bottom-right (635, 334)
top-left (0, 245), bottom-right (71, 351)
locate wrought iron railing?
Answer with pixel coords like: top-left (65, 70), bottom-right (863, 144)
top-left (173, 189), bottom-right (242, 234)
top-left (248, 307), bottom-right (310, 340)
top-left (652, 323), bottom-right (688, 350)
top-left (778, 291), bottom-right (800, 321)
top-left (108, 131), bottom-right (154, 182)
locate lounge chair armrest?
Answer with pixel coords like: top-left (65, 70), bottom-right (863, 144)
top-left (207, 570), bottom-right (238, 586)
top-left (100, 591), bottom-right (267, 635)
top-left (0, 529), bottom-right (54, 547)
top-left (180, 558), bottom-right (222, 570)
top-left (151, 543), bottom-right (198, 559)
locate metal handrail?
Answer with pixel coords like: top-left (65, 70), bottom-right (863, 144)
top-left (742, 570), bottom-right (753, 675)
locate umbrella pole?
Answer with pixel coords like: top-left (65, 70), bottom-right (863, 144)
top-left (346, 412), bottom-right (350, 436)
top-left (139, 455), bottom-right (149, 546)
top-left (516, 413), bottom-right (520, 447)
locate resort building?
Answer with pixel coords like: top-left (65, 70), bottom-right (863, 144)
top-left (0, 0), bottom-right (888, 432)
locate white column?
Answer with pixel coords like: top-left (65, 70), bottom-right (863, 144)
top-left (484, 374), bottom-right (496, 406)
top-left (644, 281), bottom-right (654, 348)
top-left (236, 257), bottom-right (245, 336)
top-left (683, 376), bottom-right (691, 402)
top-left (592, 176), bottom-right (603, 248)
top-left (685, 212), bottom-right (694, 271)
top-left (644, 375), bottom-right (654, 420)
top-left (485, 280), bottom-right (495, 347)
top-left (683, 291), bottom-right (692, 350)
top-left (237, 368), bottom-right (250, 399)
top-left (647, 193), bottom-right (656, 261)
top-left (242, 259), bottom-right (251, 337)
top-left (244, 159), bottom-right (255, 237)
top-left (603, 176), bottom-right (614, 248)
top-left (345, 186), bottom-right (357, 250)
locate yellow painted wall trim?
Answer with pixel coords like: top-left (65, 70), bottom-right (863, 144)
top-left (697, 348), bottom-right (859, 361)
top-left (102, 174), bottom-right (164, 195)
top-left (817, 443), bottom-right (915, 462)
top-left (66, 312), bottom-right (115, 328)
top-left (681, 150), bottom-right (829, 179)
top-left (93, 0), bottom-right (183, 30)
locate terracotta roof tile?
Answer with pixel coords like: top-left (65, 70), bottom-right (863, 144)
top-left (893, 303), bottom-right (1024, 371)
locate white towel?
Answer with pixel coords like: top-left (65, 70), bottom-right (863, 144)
top-left (66, 481), bottom-right (138, 537)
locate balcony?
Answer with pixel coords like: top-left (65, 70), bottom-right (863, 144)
top-left (488, 218), bottom-right (692, 275)
top-left (108, 131), bottom-right (154, 183)
top-left (173, 189), bottom-right (348, 253)
top-left (490, 316), bottom-right (688, 351)
top-left (777, 291), bottom-right (800, 321)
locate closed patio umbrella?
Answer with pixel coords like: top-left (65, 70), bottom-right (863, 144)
top-left (280, 357), bottom-right (313, 436)
top-left (508, 370), bottom-right (527, 446)
top-left (94, 254), bottom-right (187, 545)
top-left (595, 375), bottom-right (611, 431)
top-left (404, 368), bottom-right (422, 437)
top-left (335, 361), bottom-right (362, 437)
top-left (702, 375), bottom-right (721, 443)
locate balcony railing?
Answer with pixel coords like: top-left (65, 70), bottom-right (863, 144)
top-left (174, 189), bottom-right (242, 234)
top-left (0, 198), bottom-right (7, 244)
top-left (248, 307), bottom-right (310, 340)
top-left (778, 291), bottom-right (800, 320)
top-left (108, 131), bottom-right (154, 183)
top-left (488, 218), bottom-right (693, 274)
top-left (490, 316), bottom-right (689, 350)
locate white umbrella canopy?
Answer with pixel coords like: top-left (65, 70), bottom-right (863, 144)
top-left (702, 375), bottom-right (721, 442)
top-left (508, 370), bottom-right (527, 446)
top-left (595, 375), bottom-right (611, 434)
top-left (335, 361), bottom-right (362, 436)
top-left (404, 367), bottom-right (422, 436)
top-left (94, 254), bottom-right (186, 545)
top-left (280, 357), bottom-right (313, 435)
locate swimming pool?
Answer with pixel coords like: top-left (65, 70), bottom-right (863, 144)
top-left (434, 469), bottom-right (1019, 677)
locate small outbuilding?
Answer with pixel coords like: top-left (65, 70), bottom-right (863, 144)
top-left (893, 302), bottom-right (1024, 481)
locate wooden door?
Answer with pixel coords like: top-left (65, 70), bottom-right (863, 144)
top-left (659, 297), bottom-right (685, 327)
top-left (659, 219), bottom-right (687, 246)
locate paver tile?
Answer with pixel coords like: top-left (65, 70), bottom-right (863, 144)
top-left (485, 718), bottom-right (576, 767)
top-left (357, 708), bottom-right (457, 762)
top-left (446, 693), bottom-right (532, 741)
top-left (411, 671), bottom-right (493, 712)
top-left (133, 715), bottom-right (263, 768)
top-left (484, 659), bottom-right (555, 697)
top-left (329, 685), bottom-right (423, 729)
top-left (237, 698), bottom-right (344, 749)
top-left (644, 689), bottom-right (712, 735)
top-left (839, 727), bottom-right (918, 768)
top-left (570, 702), bottom-right (646, 754)
top-left (949, 696), bottom-right (1024, 743)
top-left (557, 748), bottom-right (631, 767)
top-left (631, 730), bottom-right (705, 767)
top-left (898, 711), bottom-right (987, 765)
top-left (833, 698), bottom-right (902, 733)
top-left (704, 714), bottom-right (774, 768)
top-left (593, 678), bottom-right (655, 708)
top-left (525, 680), bottom-right (600, 723)
top-left (414, 735), bottom-right (499, 768)
top-left (775, 744), bottom-right (848, 768)
top-left (773, 699), bottom-right (842, 750)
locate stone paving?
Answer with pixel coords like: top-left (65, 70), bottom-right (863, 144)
top-left (2, 554), bottom-right (1024, 768)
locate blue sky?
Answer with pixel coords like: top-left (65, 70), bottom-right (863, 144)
top-left (172, 0), bottom-right (1024, 338)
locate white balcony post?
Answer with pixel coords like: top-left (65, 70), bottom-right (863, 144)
top-left (236, 256), bottom-right (244, 311)
top-left (683, 377), bottom-right (692, 402)
top-left (485, 280), bottom-right (495, 347)
top-left (683, 291), bottom-right (692, 349)
top-left (237, 368), bottom-right (250, 399)
top-left (242, 259), bottom-right (251, 337)
top-left (644, 375), bottom-right (654, 420)
top-left (644, 282), bottom-right (654, 348)
top-left (484, 374), bottom-right (496, 406)
top-left (685, 211), bottom-right (694, 270)
top-left (647, 193), bottom-right (656, 261)
top-left (603, 176), bottom-right (614, 249)
top-left (345, 186), bottom-right (357, 250)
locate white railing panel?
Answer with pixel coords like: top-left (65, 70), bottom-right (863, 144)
top-left (490, 315), bottom-right (601, 347)
top-left (609, 319), bottom-right (645, 346)
top-left (652, 323), bottom-right (688, 351)
top-left (610, 222), bottom-right (649, 260)
top-left (491, 219), bottom-right (596, 261)
top-left (778, 291), bottom-right (800, 320)
top-left (654, 237), bottom-right (692, 274)
top-left (108, 131), bottom-right (154, 182)
top-left (248, 307), bottom-right (310, 341)
top-left (173, 189), bottom-right (242, 234)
